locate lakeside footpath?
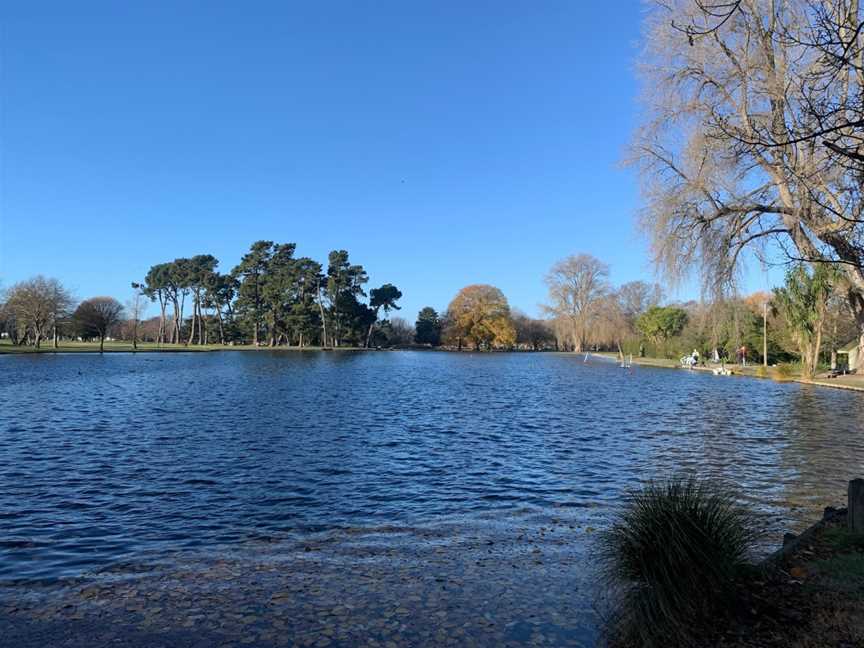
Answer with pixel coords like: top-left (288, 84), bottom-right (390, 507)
top-left (593, 352), bottom-right (864, 394)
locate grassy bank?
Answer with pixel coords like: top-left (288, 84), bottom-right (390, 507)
top-left (749, 512), bottom-right (864, 647)
top-left (0, 340), bottom-right (364, 354)
top-left (714, 510), bottom-right (864, 647)
top-left (600, 478), bottom-right (864, 647)
top-left (593, 351), bottom-right (864, 393)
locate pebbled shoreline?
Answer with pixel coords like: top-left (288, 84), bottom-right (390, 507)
top-left (0, 518), bottom-right (597, 648)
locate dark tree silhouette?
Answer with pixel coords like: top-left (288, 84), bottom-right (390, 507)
top-left (73, 297), bottom-right (124, 352)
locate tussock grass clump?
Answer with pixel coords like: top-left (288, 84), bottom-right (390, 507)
top-left (599, 477), bottom-right (757, 647)
top-left (773, 363), bottom-right (797, 380)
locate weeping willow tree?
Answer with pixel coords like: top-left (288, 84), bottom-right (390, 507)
top-left (773, 264), bottom-right (839, 378)
top-left (543, 254), bottom-right (610, 352)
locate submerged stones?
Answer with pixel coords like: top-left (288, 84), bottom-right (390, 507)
top-left (0, 519), bottom-right (597, 647)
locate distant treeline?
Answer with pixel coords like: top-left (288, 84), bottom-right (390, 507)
top-left (0, 241), bottom-right (406, 350)
top-left (2, 246), bottom-right (857, 372)
top-left (133, 242), bottom-right (403, 349)
top-left (539, 253), bottom-right (858, 377)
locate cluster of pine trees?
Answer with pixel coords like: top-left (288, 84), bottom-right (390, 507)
top-left (137, 241), bottom-right (401, 348)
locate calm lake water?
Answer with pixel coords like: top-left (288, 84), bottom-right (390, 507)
top-left (2, 350), bottom-right (863, 586)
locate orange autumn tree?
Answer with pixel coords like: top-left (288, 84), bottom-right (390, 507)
top-left (444, 284), bottom-right (516, 351)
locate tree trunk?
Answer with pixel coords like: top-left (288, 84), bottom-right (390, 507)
top-left (53, 325), bottom-right (58, 349)
top-left (333, 299), bottom-right (340, 348)
top-left (840, 279), bottom-right (864, 371)
top-left (855, 307), bottom-right (864, 372)
top-left (187, 293), bottom-right (198, 346)
top-left (253, 279), bottom-right (261, 347)
top-left (317, 282), bottom-right (328, 348)
top-left (99, 335), bottom-right (105, 353)
top-left (812, 325), bottom-right (824, 378)
top-left (171, 297), bottom-right (180, 344)
top-left (158, 294), bottom-right (166, 345)
top-left (365, 309), bottom-right (380, 349)
top-left (859, 328), bottom-right (864, 372)
top-left (806, 301), bottom-right (828, 378)
top-left (178, 294), bottom-right (186, 345)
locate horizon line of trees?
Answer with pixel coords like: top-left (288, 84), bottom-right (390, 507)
top-left (540, 251), bottom-right (858, 377)
top-left (400, 250), bottom-right (857, 377)
top-left (133, 242), bottom-right (405, 349)
top-left (134, 242), bottom-right (401, 349)
top-left (0, 275), bottom-right (128, 352)
top-left (2, 250), bottom-right (858, 374)
top-left (0, 241), bottom-right (406, 350)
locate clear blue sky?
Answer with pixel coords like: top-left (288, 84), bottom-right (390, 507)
top-left (0, 1), bottom-right (775, 319)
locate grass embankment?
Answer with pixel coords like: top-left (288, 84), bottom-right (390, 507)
top-left (594, 351), bottom-right (864, 392)
top-left (600, 478), bottom-right (864, 647)
top-left (751, 520), bottom-right (864, 648)
top-left (595, 351), bottom-right (791, 376)
top-left (0, 340), bottom-right (362, 354)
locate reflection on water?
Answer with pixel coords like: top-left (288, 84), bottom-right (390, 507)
top-left (1, 350), bottom-right (863, 585)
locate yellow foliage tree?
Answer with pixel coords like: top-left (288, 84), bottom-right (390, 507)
top-left (445, 284), bottom-right (516, 350)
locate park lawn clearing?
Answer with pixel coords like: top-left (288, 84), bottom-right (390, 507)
top-left (0, 340), bottom-right (364, 354)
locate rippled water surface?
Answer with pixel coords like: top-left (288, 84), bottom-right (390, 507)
top-left (2, 351), bottom-right (864, 584)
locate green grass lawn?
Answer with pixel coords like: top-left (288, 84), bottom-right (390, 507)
top-left (594, 351), bottom-right (806, 380)
top-left (0, 339), bottom-right (358, 354)
top-left (613, 350), bottom-right (864, 392)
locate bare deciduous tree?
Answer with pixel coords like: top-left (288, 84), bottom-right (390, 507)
top-left (512, 309), bottom-right (555, 350)
top-left (632, 0), bottom-right (864, 366)
top-left (592, 293), bottom-right (630, 353)
top-left (617, 281), bottom-right (664, 323)
top-left (73, 297), bottom-right (124, 353)
top-left (383, 316), bottom-right (414, 347)
top-left (4, 276), bottom-right (74, 349)
top-left (543, 254), bottom-right (610, 352)
top-left (126, 290), bottom-right (149, 351)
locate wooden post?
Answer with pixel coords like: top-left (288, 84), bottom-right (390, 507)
top-left (849, 479), bottom-right (864, 533)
